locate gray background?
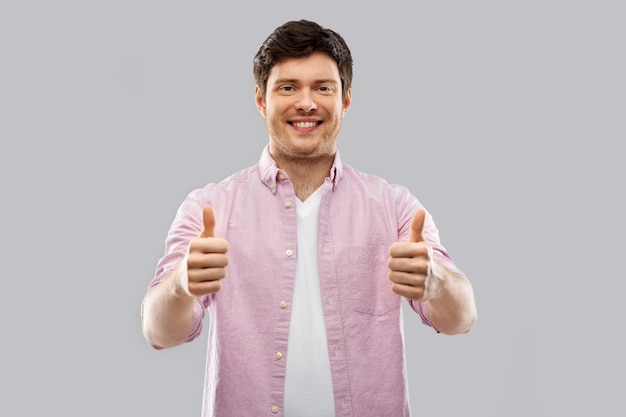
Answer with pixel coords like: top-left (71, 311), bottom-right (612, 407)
top-left (2, 0), bottom-right (624, 416)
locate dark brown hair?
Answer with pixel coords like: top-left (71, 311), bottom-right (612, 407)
top-left (253, 20), bottom-right (353, 100)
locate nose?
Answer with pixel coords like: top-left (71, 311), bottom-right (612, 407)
top-left (295, 90), bottom-right (317, 112)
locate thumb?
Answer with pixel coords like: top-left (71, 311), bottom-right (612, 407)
top-left (200, 205), bottom-right (216, 238)
top-left (410, 209), bottom-right (426, 243)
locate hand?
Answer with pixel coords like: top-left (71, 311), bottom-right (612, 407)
top-left (184, 205), bottom-right (229, 297)
top-left (387, 209), bottom-right (443, 301)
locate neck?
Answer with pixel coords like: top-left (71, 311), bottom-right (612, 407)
top-left (273, 154), bottom-right (334, 201)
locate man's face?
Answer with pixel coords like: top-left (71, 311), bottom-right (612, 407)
top-left (255, 52), bottom-right (352, 162)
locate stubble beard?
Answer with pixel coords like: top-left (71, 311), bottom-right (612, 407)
top-left (269, 129), bottom-right (338, 167)
top-left (281, 140), bottom-right (335, 164)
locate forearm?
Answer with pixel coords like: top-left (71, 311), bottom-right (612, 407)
top-left (426, 263), bottom-right (477, 335)
top-left (141, 261), bottom-right (197, 349)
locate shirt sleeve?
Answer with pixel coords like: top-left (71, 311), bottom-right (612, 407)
top-left (392, 184), bottom-right (468, 330)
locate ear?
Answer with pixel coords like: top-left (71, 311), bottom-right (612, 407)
top-left (342, 88), bottom-right (352, 117)
top-left (254, 85), bottom-right (267, 118)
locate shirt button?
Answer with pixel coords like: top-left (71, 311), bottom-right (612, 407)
top-left (284, 200), bottom-right (292, 208)
top-left (275, 352), bottom-right (283, 360)
top-left (327, 295), bottom-right (333, 304)
top-left (278, 173), bottom-right (285, 180)
top-left (280, 300), bottom-right (288, 308)
top-left (270, 183), bottom-right (276, 189)
top-left (285, 249), bottom-right (293, 257)
top-left (271, 405), bottom-right (279, 413)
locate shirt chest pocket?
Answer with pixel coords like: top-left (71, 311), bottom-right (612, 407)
top-left (348, 244), bottom-right (401, 316)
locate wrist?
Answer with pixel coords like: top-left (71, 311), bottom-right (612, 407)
top-left (424, 259), bottom-right (448, 301)
top-left (170, 255), bottom-right (195, 299)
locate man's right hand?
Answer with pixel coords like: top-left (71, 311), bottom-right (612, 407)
top-left (184, 205), bottom-right (229, 296)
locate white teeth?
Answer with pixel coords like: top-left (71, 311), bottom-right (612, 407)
top-left (292, 121), bottom-right (317, 128)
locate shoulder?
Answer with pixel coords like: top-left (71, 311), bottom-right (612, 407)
top-left (341, 163), bottom-right (413, 200)
top-left (187, 164), bottom-right (260, 201)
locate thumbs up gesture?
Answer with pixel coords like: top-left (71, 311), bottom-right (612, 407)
top-left (387, 209), bottom-right (443, 301)
top-left (185, 205), bottom-right (229, 297)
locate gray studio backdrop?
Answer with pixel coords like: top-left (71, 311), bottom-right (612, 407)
top-left (2, 1), bottom-right (624, 416)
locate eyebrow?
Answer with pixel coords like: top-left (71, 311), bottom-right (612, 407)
top-left (272, 78), bottom-right (339, 85)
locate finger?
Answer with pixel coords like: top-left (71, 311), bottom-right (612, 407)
top-left (188, 266), bottom-right (227, 283)
top-left (391, 282), bottom-right (425, 301)
top-left (187, 253), bottom-right (229, 269)
top-left (387, 257), bottom-right (430, 274)
top-left (188, 280), bottom-right (222, 297)
top-left (410, 209), bottom-right (426, 243)
top-left (200, 205), bottom-right (216, 238)
top-left (388, 242), bottom-right (430, 259)
top-left (388, 270), bottom-right (426, 287)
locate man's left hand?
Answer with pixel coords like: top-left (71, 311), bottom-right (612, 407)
top-left (387, 209), bottom-right (445, 301)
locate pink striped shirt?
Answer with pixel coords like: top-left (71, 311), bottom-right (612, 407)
top-left (150, 146), bottom-right (465, 417)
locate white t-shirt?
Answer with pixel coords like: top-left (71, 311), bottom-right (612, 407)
top-left (283, 187), bottom-right (335, 417)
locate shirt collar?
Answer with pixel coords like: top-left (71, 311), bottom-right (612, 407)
top-left (258, 145), bottom-right (344, 194)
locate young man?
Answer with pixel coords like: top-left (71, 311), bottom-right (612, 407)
top-left (142, 19), bottom-right (477, 417)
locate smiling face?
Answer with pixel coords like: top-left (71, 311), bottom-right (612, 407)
top-left (255, 52), bottom-right (352, 164)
